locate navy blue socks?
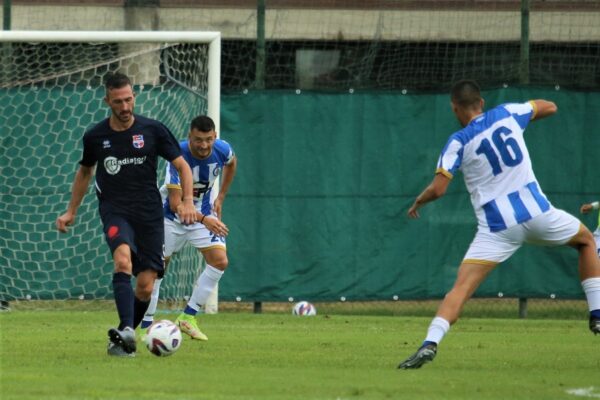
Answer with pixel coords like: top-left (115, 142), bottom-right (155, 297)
top-left (133, 297), bottom-right (150, 329)
top-left (112, 272), bottom-right (134, 330)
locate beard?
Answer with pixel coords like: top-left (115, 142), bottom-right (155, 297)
top-left (118, 111), bottom-right (132, 122)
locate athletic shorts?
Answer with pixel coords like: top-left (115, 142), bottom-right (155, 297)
top-left (463, 207), bottom-right (581, 264)
top-left (99, 206), bottom-right (165, 278)
top-left (164, 217), bottom-right (226, 257)
top-left (594, 228), bottom-right (600, 256)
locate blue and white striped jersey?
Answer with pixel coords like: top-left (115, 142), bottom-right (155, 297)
top-left (437, 102), bottom-right (552, 232)
top-left (162, 139), bottom-right (235, 222)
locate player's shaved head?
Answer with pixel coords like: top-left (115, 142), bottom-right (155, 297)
top-left (451, 80), bottom-right (482, 109)
top-left (104, 72), bottom-right (132, 92)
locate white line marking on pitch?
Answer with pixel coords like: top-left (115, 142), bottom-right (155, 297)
top-left (566, 387), bottom-right (600, 398)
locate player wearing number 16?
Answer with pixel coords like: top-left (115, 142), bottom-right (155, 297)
top-left (398, 80), bottom-right (600, 369)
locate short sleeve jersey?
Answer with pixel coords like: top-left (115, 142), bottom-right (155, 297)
top-left (436, 102), bottom-right (552, 232)
top-left (80, 114), bottom-right (181, 221)
top-left (162, 139), bottom-right (235, 222)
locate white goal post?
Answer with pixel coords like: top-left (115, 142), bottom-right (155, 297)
top-left (0, 30), bottom-right (221, 313)
top-left (0, 30), bottom-right (221, 129)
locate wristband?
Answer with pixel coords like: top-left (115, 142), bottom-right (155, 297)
top-left (592, 201), bottom-right (600, 210)
top-left (200, 215), bottom-right (206, 224)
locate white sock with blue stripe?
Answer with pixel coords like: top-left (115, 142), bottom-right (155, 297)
top-left (186, 264), bottom-right (224, 315)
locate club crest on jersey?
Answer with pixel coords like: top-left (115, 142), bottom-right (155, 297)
top-left (102, 140), bottom-right (111, 149)
top-left (132, 134), bottom-right (144, 149)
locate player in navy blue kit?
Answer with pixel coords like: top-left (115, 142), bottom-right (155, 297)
top-left (56, 72), bottom-right (197, 357)
top-left (140, 115), bottom-right (237, 341)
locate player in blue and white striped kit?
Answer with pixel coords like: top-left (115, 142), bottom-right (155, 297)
top-left (140, 115), bottom-right (237, 341)
top-left (398, 80), bottom-right (600, 369)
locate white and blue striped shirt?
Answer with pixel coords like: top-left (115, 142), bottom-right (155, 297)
top-left (162, 139), bottom-right (235, 223)
top-left (437, 102), bottom-right (551, 232)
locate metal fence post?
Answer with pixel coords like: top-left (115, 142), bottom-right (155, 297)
top-left (518, 297), bottom-right (528, 319)
top-left (520, 0), bottom-right (530, 84)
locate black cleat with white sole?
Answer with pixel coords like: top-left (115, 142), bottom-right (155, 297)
top-left (590, 317), bottom-right (600, 335)
top-left (107, 341), bottom-right (135, 357)
top-left (398, 343), bottom-right (437, 369)
top-left (108, 327), bottom-right (136, 354)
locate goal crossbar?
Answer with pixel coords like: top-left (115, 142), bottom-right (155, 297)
top-left (0, 30), bottom-right (220, 43)
top-left (0, 30), bottom-right (221, 131)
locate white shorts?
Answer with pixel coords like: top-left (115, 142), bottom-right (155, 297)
top-left (164, 217), bottom-right (226, 257)
top-left (463, 208), bottom-right (581, 264)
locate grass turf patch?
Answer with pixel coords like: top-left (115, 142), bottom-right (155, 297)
top-left (1, 311), bottom-right (598, 400)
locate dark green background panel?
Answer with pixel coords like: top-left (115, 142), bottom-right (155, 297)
top-left (2, 87), bottom-right (599, 301)
top-left (218, 88), bottom-right (600, 301)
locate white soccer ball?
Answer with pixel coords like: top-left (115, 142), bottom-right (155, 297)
top-left (292, 301), bottom-right (317, 316)
top-left (144, 320), bottom-right (182, 357)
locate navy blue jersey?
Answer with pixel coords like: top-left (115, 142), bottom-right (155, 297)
top-left (80, 114), bottom-right (181, 221)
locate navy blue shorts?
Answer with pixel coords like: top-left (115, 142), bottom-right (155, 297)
top-left (99, 206), bottom-right (165, 278)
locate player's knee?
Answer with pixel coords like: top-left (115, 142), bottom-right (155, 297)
top-left (113, 255), bottom-right (132, 273)
top-left (210, 257), bottom-right (228, 271)
top-left (135, 281), bottom-right (154, 300)
top-left (135, 270), bottom-right (158, 300)
top-left (569, 226), bottom-right (595, 249)
top-left (112, 245), bottom-right (132, 273)
top-left (203, 249), bottom-right (228, 271)
top-left (583, 229), bottom-right (596, 246)
top-left (136, 286), bottom-right (152, 301)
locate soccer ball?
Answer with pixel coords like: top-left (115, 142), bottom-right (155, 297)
top-left (292, 301), bottom-right (317, 316)
top-left (144, 320), bottom-right (182, 357)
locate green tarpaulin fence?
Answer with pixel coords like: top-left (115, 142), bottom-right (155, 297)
top-left (1, 87), bottom-right (599, 302)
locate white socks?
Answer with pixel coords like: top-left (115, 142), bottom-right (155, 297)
top-left (141, 264), bottom-right (225, 324)
top-left (424, 317), bottom-right (450, 344)
top-left (187, 264), bottom-right (224, 312)
top-left (582, 277), bottom-right (600, 311)
top-left (141, 278), bottom-right (163, 326)
top-left (416, 279), bottom-right (600, 346)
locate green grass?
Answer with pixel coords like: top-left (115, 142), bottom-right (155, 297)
top-left (1, 311), bottom-right (599, 400)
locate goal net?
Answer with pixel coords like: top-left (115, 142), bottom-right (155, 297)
top-left (0, 31), bottom-right (221, 311)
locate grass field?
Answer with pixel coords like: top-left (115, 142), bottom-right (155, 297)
top-left (1, 309), bottom-right (599, 400)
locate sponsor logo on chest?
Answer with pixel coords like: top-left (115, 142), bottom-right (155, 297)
top-left (132, 134), bottom-right (145, 149)
top-left (103, 156), bottom-right (147, 175)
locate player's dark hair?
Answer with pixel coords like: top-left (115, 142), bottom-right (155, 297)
top-left (451, 79), bottom-right (482, 108)
top-left (104, 72), bottom-right (132, 91)
top-left (190, 115), bottom-right (215, 133)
